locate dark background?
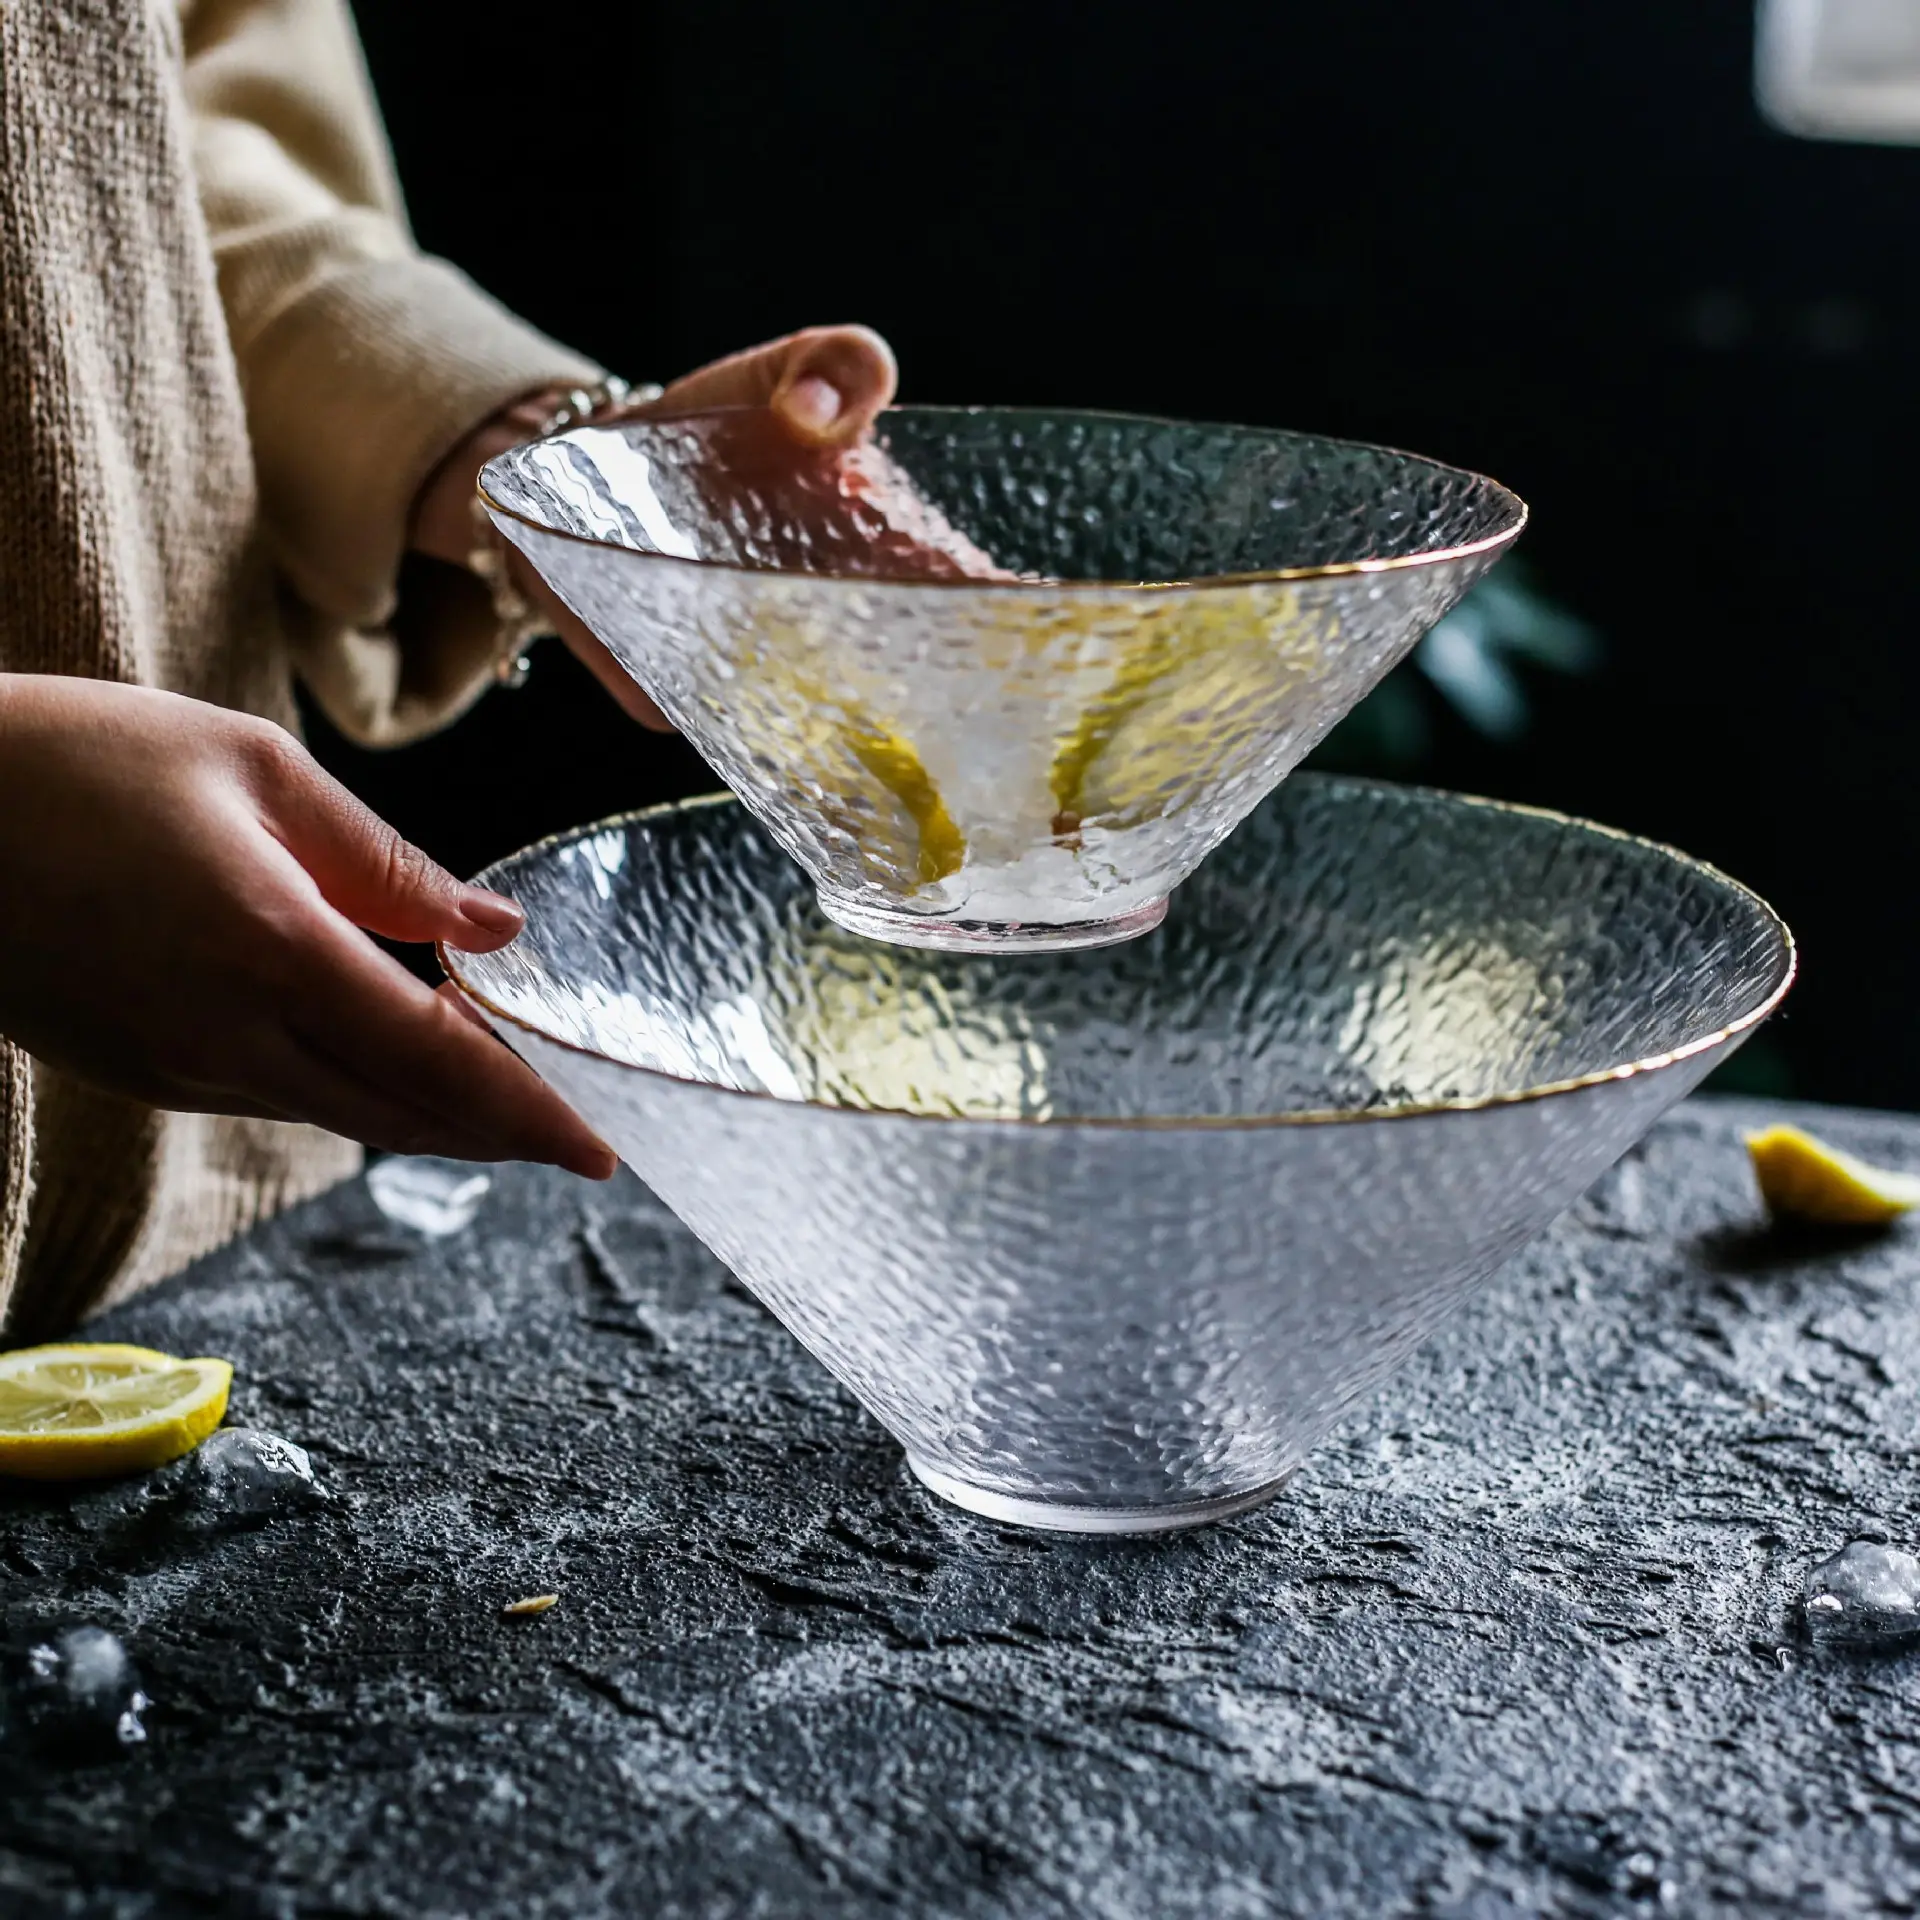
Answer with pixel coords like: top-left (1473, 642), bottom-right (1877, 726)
top-left (326, 0), bottom-right (1920, 1110)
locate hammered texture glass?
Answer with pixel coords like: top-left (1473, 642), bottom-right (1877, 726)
top-left (445, 778), bottom-right (1794, 1531)
top-left (481, 408), bottom-right (1526, 952)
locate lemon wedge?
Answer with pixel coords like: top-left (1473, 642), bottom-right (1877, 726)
top-left (837, 713), bottom-right (966, 887)
top-left (0, 1343), bottom-right (232, 1480)
top-left (1049, 595), bottom-right (1301, 838)
top-left (1745, 1125), bottom-right (1920, 1227)
top-left (730, 619), bottom-right (965, 890)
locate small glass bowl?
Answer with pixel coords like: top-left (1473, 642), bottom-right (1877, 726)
top-left (481, 406), bottom-right (1525, 952)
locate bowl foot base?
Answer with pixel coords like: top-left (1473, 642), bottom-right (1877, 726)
top-left (906, 1457), bottom-right (1295, 1535)
top-left (817, 893), bottom-right (1169, 954)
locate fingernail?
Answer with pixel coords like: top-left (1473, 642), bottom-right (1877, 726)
top-left (778, 373), bottom-right (842, 435)
top-left (461, 890), bottom-right (524, 936)
top-left (573, 1142), bottom-right (619, 1181)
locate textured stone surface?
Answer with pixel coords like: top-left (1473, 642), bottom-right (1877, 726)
top-left (5, 1096), bottom-right (1920, 1916)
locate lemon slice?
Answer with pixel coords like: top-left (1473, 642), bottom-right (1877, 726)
top-left (1746, 1125), bottom-right (1920, 1227)
top-left (0, 1343), bottom-right (232, 1480)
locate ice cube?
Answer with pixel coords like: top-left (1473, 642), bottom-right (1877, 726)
top-left (1805, 1540), bottom-right (1920, 1647)
top-left (365, 1156), bottom-right (491, 1237)
top-left (179, 1427), bottom-right (325, 1529)
top-left (6, 1627), bottom-right (149, 1760)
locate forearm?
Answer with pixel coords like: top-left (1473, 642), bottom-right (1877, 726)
top-left (179, 0), bottom-right (600, 742)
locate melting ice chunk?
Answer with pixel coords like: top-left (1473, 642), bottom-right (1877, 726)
top-left (180, 1428), bottom-right (325, 1529)
top-left (1805, 1540), bottom-right (1920, 1647)
top-left (6, 1627), bottom-right (149, 1759)
top-left (366, 1156), bottom-right (491, 1237)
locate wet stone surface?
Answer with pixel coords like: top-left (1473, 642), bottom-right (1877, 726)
top-left (6, 1099), bottom-right (1920, 1915)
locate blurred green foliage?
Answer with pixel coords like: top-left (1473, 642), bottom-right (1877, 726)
top-left (1703, 1036), bottom-right (1796, 1100)
top-left (1307, 558), bottom-right (1599, 777)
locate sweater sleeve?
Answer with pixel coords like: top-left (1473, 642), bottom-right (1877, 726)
top-left (0, 1041), bottom-right (33, 1336)
top-left (178, 0), bottom-right (603, 745)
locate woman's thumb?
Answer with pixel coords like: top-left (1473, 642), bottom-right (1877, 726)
top-left (652, 325), bottom-right (898, 446)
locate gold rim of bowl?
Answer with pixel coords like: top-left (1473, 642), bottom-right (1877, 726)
top-left (476, 404), bottom-right (1530, 594)
top-left (437, 783), bottom-right (1798, 1134)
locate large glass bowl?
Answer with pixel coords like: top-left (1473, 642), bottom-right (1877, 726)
top-left (480, 407), bottom-right (1526, 952)
top-left (442, 778), bottom-right (1794, 1534)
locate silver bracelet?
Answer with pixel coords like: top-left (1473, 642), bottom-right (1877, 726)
top-left (469, 375), bottom-right (665, 687)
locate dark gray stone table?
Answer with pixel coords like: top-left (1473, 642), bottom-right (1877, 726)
top-left (5, 1096), bottom-right (1920, 1917)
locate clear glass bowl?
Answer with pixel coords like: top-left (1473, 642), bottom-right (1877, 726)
top-left (480, 407), bottom-right (1526, 952)
top-left (442, 777), bottom-right (1794, 1534)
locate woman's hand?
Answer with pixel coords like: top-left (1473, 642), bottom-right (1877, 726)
top-left (409, 325), bottom-right (899, 728)
top-left (0, 675), bottom-right (616, 1178)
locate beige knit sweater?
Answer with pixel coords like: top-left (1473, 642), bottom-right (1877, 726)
top-left (0, 0), bottom-right (602, 1338)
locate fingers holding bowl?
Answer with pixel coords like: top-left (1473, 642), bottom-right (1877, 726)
top-left (291, 927), bottom-right (617, 1180)
top-left (646, 324), bottom-right (898, 447)
top-left (489, 323), bottom-right (900, 731)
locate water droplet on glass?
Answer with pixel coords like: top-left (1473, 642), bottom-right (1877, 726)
top-left (5, 1627), bottom-right (149, 1760)
top-left (178, 1428), bottom-right (326, 1530)
top-left (1805, 1540), bottom-right (1920, 1648)
top-left (366, 1156), bottom-right (491, 1237)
